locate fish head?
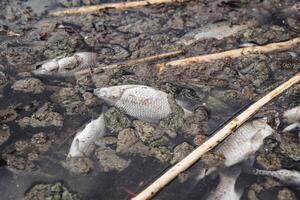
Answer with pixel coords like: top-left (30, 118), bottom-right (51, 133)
top-left (94, 87), bottom-right (123, 104)
top-left (33, 60), bottom-right (59, 75)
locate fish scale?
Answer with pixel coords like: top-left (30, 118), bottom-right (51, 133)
top-left (115, 86), bottom-right (172, 123)
top-left (94, 85), bottom-right (172, 123)
top-left (196, 118), bottom-right (273, 181)
top-left (215, 118), bottom-right (273, 166)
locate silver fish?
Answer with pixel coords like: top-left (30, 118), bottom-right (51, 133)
top-left (94, 85), bottom-right (172, 123)
top-left (208, 167), bottom-right (243, 200)
top-left (283, 106), bottom-right (300, 124)
top-left (197, 118), bottom-right (273, 180)
top-left (253, 168), bottom-right (300, 186)
top-left (33, 52), bottom-right (97, 76)
top-left (68, 114), bottom-right (105, 158)
top-left (177, 21), bottom-right (249, 46)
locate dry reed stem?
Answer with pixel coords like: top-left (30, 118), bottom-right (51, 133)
top-left (157, 37), bottom-right (300, 74)
top-left (50, 0), bottom-right (187, 16)
top-left (75, 50), bottom-right (183, 76)
top-left (132, 72), bottom-right (300, 200)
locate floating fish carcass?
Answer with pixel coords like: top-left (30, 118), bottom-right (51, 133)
top-left (197, 118), bottom-right (274, 180)
top-left (68, 114), bottom-right (105, 158)
top-left (33, 52), bottom-right (98, 76)
top-left (94, 85), bottom-right (173, 123)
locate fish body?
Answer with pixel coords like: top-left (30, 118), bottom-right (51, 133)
top-left (33, 52), bottom-right (97, 76)
top-left (215, 118), bottom-right (273, 166)
top-left (283, 106), bottom-right (300, 124)
top-left (177, 21), bottom-right (249, 46)
top-left (94, 85), bottom-right (172, 123)
top-left (197, 118), bottom-right (273, 181)
top-left (68, 114), bottom-right (105, 157)
top-left (253, 169), bottom-right (300, 186)
top-left (208, 167), bottom-right (242, 200)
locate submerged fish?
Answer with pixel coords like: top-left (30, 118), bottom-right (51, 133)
top-left (68, 114), bottom-right (105, 157)
top-left (283, 106), bottom-right (300, 132)
top-left (33, 52), bottom-right (97, 76)
top-left (177, 21), bottom-right (249, 46)
top-left (94, 85), bottom-right (172, 123)
top-left (252, 168), bottom-right (300, 187)
top-left (283, 106), bottom-right (300, 124)
top-left (197, 118), bottom-right (274, 180)
top-left (207, 167), bottom-right (243, 200)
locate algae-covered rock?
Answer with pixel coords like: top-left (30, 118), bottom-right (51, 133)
top-left (133, 120), bottom-right (161, 143)
top-left (95, 146), bottom-right (130, 172)
top-left (116, 128), bottom-right (150, 157)
top-left (12, 78), bottom-right (45, 94)
top-left (18, 103), bottom-right (63, 128)
top-left (64, 157), bottom-right (93, 175)
top-left (171, 142), bottom-right (194, 164)
top-left (256, 153), bottom-right (282, 171)
top-left (104, 107), bottom-right (131, 133)
top-left (150, 146), bottom-right (172, 163)
top-left (24, 182), bottom-right (83, 200)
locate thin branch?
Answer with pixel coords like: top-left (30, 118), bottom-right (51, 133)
top-left (157, 37), bottom-right (300, 74)
top-left (75, 50), bottom-right (183, 76)
top-left (132, 72), bottom-right (300, 200)
top-left (50, 0), bottom-right (187, 16)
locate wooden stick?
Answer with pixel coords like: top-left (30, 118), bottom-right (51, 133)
top-left (75, 50), bottom-right (183, 76)
top-left (132, 72), bottom-right (300, 200)
top-left (50, 0), bottom-right (187, 16)
top-left (157, 37), bottom-right (300, 73)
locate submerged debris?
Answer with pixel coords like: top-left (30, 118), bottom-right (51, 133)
top-left (24, 182), bottom-right (83, 200)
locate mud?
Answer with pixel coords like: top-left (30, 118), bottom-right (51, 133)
top-left (0, 0), bottom-right (300, 199)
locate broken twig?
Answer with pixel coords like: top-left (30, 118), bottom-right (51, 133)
top-left (132, 72), bottom-right (300, 200)
top-left (157, 37), bottom-right (300, 73)
top-left (50, 0), bottom-right (187, 16)
top-left (75, 50), bottom-right (183, 76)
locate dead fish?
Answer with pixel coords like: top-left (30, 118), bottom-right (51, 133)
top-left (252, 168), bottom-right (300, 187)
top-left (177, 21), bottom-right (250, 46)
top-left (33, 52), bottom-right (97, 76)
top-left (197, 118), bottom-right (273, 180)
top-left (207, 167), bottom-right (243, 200)
top-left (283, 106), bottom-right (300, 124)
top-left (94, 85), bottom-right (172, 123)
top-left (68, 114), bottom-right (105, 158)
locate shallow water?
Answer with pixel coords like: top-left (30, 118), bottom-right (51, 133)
top-left (1, 0), bottom-right (300, 199)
